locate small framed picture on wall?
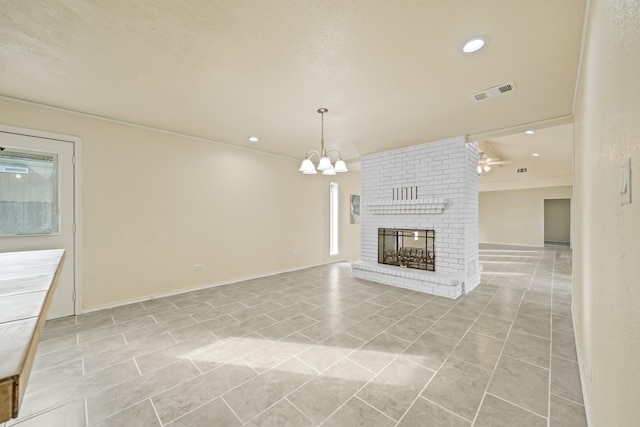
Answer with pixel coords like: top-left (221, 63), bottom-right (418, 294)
top-left (350, 194), bottom-right (360, 224)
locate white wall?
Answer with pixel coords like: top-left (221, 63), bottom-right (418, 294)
top-left (573, 0), bottom-right (640, 425)
top-left (479, 186), bottom-right (572, 247)
top-left (0, 98), bottom-right (361, 310)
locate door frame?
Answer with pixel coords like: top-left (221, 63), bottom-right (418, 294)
top-left (542, 196), bottom-right (572, 249)
top-left (0, 123), bottom-right (83, 315)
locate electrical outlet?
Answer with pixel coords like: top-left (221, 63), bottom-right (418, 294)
top-left (193, 264), bottom-right (204, 271)
top-left (289, 249), bottom-right (296, 257)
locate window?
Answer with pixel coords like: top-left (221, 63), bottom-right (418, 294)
top-left (0, 149), bottom-right (59, 235)
top-left (329, 182), bottom-right (339, 255)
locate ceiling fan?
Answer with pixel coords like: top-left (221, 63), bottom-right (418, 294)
top-left (478, 152), bottom-right (511, 174)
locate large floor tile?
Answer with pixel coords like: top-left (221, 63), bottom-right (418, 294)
top-left (451, 331), bottom-right (503, 371)
top-left (77, 316), bottom-right (155, 344)
top-left (244, 399), bottom-right (314, 427)
top-left (502, 330), bottom-right (551, 368)
top-left (151, 361), bottom-right (257, 425)
top-left (243, 333), bottom-right (315, 373)
top-left (189, 301), bottom-right (248, 322)
top-left (89, 399), bottom-right (160, 427)
top-left (10, 399), bottom-right (85, 427)
top-left (169, 314), bottom-right (238, 342)
top-left (398, 397), bottom-right (470, 427)
top-left (151, 302), bottom-right (213, 323)
top-left (482, 301), bottom-right (520, 320)
top-left (266, 301), bottom-right (317, 321)
top-left (256, 314), bottom-right (317, 340)
top-left (552, 330), bottom-right (578, 361)
top-left (84, 332), bottom-right (176, 373)
top-left (191, 332), bottom-right (270, 373)
top-left (551, 355), bottom-right (584, 404)
top-left (470, 313), bottom-right (512, 341)
top-left (322, 397), bottom-right (395, 427)
top-left (550, 394), bottom-right (587, 427)
top-left (511, 312), bottom-right (551, 339)
top-left (213, 314), bottom-right (279, 339)
top-left (552, 314), bottom-right (575, 335)
top-left (122, 315), bottom-right (195, 343)
top-left (287, 358), bottom-right (374, 425)
top-left (428, 314), bottom-right (475, 341)
top-left (347, 332), bottom-right (411, 373)
top-left (33, 333), bottom-right (125, 371)
top-left (410, 301), bottom-right (450, 322)
top-left (357, 357), bottom-right (434, 421)
top-left (223, 357), bottom-right (316, 423)
top-left (375, 301), bottom-right (417, 321)
top-left (298, 319), bottom-right (345, 342)
top-left (402, 331), bottom-right (458, 371)
top-left (475, 393), bottom-right (547, 427)
top-left (18, 359), bottom-right (140, 420)
top-left (135, 332), bottom-right (220, 374)
top-left (35, 333), bottom-right (78, 355)
top-left (488, 355), bottom-right (549, 417)
top-left (165, 397), bottom-right (241, 427)
top-left (447, 299), bottom-right (488, 320)
top-left (342, 301), bottom-right (386, 324)
top-left (369, 292), bottom-right (406, 307)
top-left (297, 332), bottom-right (364, 372)
top-left (230, 300), bottom-right (284, 322)
top-left (385, 315), bottom-right (433, 342)
top-left (422, 357), bottom-right (491, 421)
top-left (522, 290), bottom-right (552, 306)
top-left (86, 359), bottom-right (199, 423)
top-left (518, 300), bottom-right (552, 319)
top-left (344, 315), bottom-right (397, 342)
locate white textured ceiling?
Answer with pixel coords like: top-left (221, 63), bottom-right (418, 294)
top-left (0, 0), bottom-right (586, 166)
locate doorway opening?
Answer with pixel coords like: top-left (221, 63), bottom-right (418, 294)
top-left (544, 198), bottom-right (571, 247)
top-left (0, 125), bottom-right (82, 319)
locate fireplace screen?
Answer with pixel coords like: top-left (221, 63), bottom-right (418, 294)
top-left (378, 228), bottom-right (435, 271)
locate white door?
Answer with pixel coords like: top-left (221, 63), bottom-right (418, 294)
top-left (0, 131), bottom-right (76, 319)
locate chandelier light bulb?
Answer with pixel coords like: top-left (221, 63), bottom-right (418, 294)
top-left (317, 156), bottom-right (333, 171)
top-left (322, 168), bottom-right (336, 175)
top-left (334, 159), bottom-right (348, 173)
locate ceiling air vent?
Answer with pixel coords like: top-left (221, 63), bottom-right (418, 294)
top-left (472, 81), bottom-right (517, 102)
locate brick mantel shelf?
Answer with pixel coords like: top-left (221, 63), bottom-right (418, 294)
top-left (365, 198), bottom-right (448, 215)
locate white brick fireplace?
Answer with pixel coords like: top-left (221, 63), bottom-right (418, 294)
top-left (352, 136), bottom-right (480, 298)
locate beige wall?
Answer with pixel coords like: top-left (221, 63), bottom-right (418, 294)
top-left (0, 98), bottom-right (361, 310)
top-left (544, 199), bottom-right (571, 243)
top-left (479, 186), bottom-right (572, 247)
top-left (573, 0), bottom-right (640, 425)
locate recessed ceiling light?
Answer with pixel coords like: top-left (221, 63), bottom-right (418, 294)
top-left (462, 38), bottom-right (485, 53)
top-left (525, 130), bottom-right (535, 135)
top-left (532, 153), bottom-right (540, 157)
top-left (248, 136), bottom-right (259, 142)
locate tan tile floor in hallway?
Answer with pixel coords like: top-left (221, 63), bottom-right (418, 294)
top-left (4, 245), bottom-right (587, 426)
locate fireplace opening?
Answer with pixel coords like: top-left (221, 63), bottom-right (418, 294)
top-left (378, 228), bottom-right (435, 271)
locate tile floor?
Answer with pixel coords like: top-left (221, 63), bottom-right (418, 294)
top-left (4, 244), bottom-right (587, 426)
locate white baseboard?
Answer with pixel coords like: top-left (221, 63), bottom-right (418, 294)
top-left (81, 260), bottom-right (342, 314)
top-left (572, 304), bottom-right (593, 427)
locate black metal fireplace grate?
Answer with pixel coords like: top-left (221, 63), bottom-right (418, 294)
top-left (378, 228), bottom-right (435, 271)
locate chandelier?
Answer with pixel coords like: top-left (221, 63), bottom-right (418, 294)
top-left (299, 108), bottom-right (348, 175)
